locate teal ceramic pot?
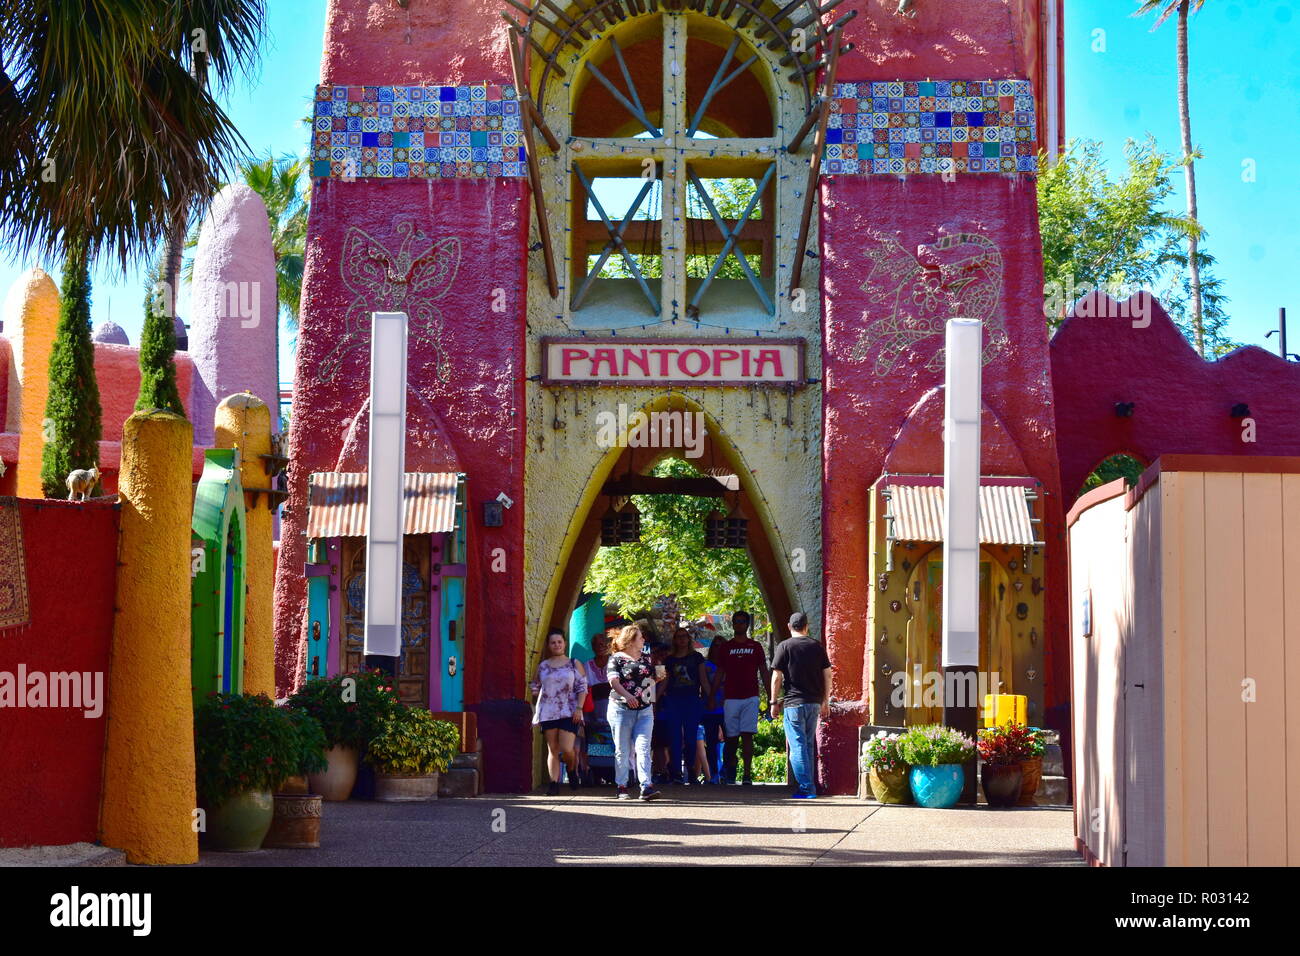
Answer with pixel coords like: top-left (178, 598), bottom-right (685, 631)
top-left (203, 790), bottom-right (274, 851)
top-left (909, 765), bottom-right (964, 808)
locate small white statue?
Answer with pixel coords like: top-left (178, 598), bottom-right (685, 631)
top-left (66, 466), bottom-right (100, 501)
top-left (897, 0), bottom-right (917, 17)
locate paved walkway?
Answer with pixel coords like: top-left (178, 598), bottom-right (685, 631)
top-left (200, 785), bottom-right (1081, 867)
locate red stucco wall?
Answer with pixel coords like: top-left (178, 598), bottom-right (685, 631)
top-left (274, 178), bottom-right (530, 788)
top-left (0, 498), bottom-right (119, 847)
top-left (819, 175), bottom-right (1067, 793)
top-left (1051, 293), bottom-right (1300, 502)
top-left (276, 0), bottom-right (534, 791)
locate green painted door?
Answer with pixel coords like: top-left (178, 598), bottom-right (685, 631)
top-left (306, 575), bottom-right (330, 681)
top-left (439, 575), bottom-right (465, 711)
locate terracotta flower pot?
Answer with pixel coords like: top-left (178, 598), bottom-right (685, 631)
top-left (981, 762), bottom-right (1024, 807)
top-left (279, 774), bottom-right (310, 795)
top-left (309, 745), bottom-right (359, 801)
top-left (202, 790), bottom-right (274, 851)
top-left (1017, 756), bottom-right (1043, 805)
top-left (868, 764), bottom-right (912, 804)
top-left (263, 793), bottom-right (323, 849)
top-left (373, 771), bottom-right (440, 802)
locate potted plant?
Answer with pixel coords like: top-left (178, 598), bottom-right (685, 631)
top-left (365, 708), bottom-right (461, 802)
top-left (863, 730), bottom-right (911, 804)
top-left (898, 724), bottom-right (976, 809)
top-left (976, 722), bottom-right (1035, 807)
top-left (194, 693), bottom-right (305, 851)
top-left (1018, 727), bottom-right (1047, 805)
top-left (287, 670), bottom-right (400, 801)
top-left (263, 708), bottom-right (329, 849)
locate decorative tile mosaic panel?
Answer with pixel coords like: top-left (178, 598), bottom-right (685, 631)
top-left (310, 84), bottom-right (528, 180)
top-left (823, 80), bottom-right (1037, 175)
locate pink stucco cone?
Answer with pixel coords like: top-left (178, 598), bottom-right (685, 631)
top-left (189, 184), bottom-right (281, 444)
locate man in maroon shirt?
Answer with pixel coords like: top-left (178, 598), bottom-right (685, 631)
top-left (714, 610), bottom-right (770, 785)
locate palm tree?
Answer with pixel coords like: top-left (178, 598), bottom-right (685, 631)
top-left (0, 1), bottom-right (266, 272)
top-left (185, 152), bottom-right (310, 330)
top-left (1135, 0), bottom-right (1208, 355)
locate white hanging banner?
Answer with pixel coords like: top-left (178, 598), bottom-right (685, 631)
top-left (942, 318), bottom-right (982, 670)
top-left (364, 311), bottom-right (408, 658)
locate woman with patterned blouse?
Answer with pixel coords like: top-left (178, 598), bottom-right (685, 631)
top-left (606, 623), bottom-right (662, 801)
top-left (530, 627), bottom-right (588, 796)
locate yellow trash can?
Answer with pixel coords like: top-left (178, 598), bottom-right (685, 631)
top-left (982, 694), bottom-right (1028, 728)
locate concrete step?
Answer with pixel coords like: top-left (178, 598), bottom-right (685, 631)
top-left (438, 767), bottom-right (480, 798)
top-left (451, 749), bottom-right (481, 772)
top-left (1042, 743), bottom-right (1066, 778)
top-left (1034, 774), bottom-right (1071, 806)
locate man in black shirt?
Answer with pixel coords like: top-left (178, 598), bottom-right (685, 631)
top-left (770, 611), bottom-right (832, 799)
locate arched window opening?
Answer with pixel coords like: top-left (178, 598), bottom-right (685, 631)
top-left (1080, 453), bottom-right (1146, 498)
top-left (565, 12), bottom-right (782, 328)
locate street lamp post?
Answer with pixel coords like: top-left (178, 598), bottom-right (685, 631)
top-left (942, 318), bottom-right (982, 804)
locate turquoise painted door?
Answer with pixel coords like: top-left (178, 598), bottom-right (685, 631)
top-left (439, 576), bottom-right (466, 711)
top-left (306, 575), bottom-right (330, 681)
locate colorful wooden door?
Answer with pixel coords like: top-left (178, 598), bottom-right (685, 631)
top-left (305, 575), bottom-right (330, 680)
top-left (439, 575), bottom-right (466, 711)
top-left (397, 538), bottom-right (431, 705)
top-left (903, 550), bottom-right (1002, 724)
top-left (340, 536), bottom-right (432, 705)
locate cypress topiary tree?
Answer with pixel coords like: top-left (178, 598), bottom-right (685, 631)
top-left (40, 239), bottom-right (103, 498)
top-left (135, 254), bottom-right (186, 416)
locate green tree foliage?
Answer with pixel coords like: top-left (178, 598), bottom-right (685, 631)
top-left (584, 458), bottom-right (763, 620)
top-left (40, 241), bottom-right (102, 498)
top-left (1038, 138), bottom-right (1234, 353)
top-left (135, 255), bottom-right (185, 416)
top-left (589, 176), bottom-right (759, 281)
top-left (1080, 453), bottom-right (1146, 496)
top-left (0, 1), bottom-right (266, 267)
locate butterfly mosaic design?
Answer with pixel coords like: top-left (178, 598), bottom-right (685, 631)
top-left (851, 229), bottom-right (1008, 376)
top-left (319, 219), bottom-right (461, 384)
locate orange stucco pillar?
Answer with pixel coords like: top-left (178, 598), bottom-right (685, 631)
top-left (100, 410), bottom-right (198, 864)
top-left (214, 391), bottom-right (275, 698)
top-left (3, 268), bottom-right (60, 497)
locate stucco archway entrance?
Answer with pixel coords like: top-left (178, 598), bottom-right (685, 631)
top-left (528, 394), bottom-right (806, 786)
top-left (534, 394), bottom-right (798, 662)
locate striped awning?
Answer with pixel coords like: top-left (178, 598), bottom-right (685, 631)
top-left (885, 482), bottom-right (1039, 547)
top-left (306, 472), bottom-right (461, 539)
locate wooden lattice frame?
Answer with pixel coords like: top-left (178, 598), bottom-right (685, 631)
top-left (503, 0), bottom-right (853, 302)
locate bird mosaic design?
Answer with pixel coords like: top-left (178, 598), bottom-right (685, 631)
top-left (319, 219), bottom-right (461, 384)
top-left (851, 229), bottom-right (1008, 376)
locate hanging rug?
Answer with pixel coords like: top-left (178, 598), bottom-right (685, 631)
top-left (0, 502), bottom-right (31, 629)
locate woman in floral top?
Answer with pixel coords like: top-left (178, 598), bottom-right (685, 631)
top-left (606, 624), bottom-right (662, 801)
top-left (530, 627), bottom-right (588, 795)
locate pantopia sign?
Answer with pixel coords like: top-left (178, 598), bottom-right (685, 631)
top-left (542, 337), bottom-right (806, 387)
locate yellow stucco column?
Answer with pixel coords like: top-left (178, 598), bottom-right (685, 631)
top-left (214, 391), bottom-right (274, 697)
top-left (2, 268), bottom-right (60, 497)
top-left (101, 410), bottom-right (197, 865)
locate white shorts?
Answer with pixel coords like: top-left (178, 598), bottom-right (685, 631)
top-left (723, 696), bottom-right (760, 737)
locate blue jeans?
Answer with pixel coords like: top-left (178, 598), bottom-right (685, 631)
top-left (660, 695), bottom-right (702, 781)
top-left (608, 701), bottom-right (654, 789)
top-left (700, 713), bottom-right (724, 780)
top-left (782, 702), bottom-right (821, 795)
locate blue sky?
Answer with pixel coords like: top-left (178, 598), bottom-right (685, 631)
top-left (0, 0), bottom-right (1295, 376)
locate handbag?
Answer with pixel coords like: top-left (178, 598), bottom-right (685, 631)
top-left (579, 660), bottom-right (595, 713)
